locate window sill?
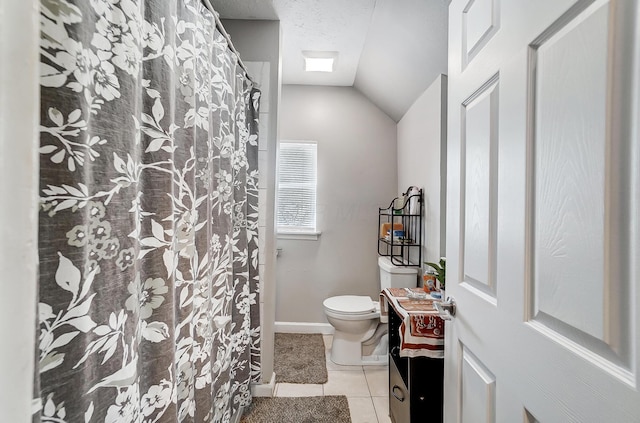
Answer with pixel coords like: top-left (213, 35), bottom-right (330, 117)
top-left (277, 231), bottom-right (322, 241)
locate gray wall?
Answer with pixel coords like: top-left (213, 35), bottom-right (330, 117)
top-left (277, 85), bottom-right (397, 323)
top-left (397, 75), bottom-right (448, 265)
top-left (222, 19), bottom-right (280, 385)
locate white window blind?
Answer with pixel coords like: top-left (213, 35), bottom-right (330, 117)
top-left (276, 141), bottom-right (317, 232)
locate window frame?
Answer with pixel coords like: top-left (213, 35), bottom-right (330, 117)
top-left (275, 140), bottom-right (321, 240)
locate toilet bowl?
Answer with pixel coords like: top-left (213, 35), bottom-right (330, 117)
top-left (323, 295), bottom-right (388, 366)
top-left (323, 257), bottom-right (418, 366)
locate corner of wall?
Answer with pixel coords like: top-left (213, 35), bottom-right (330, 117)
top-left (439, 74), bottom-right (448, 257)
top-left (0, 0), bottom-right (40, 420)
top-left (221, 19), bottom-right (281, 385)
top-left (396, 75), bottom-right (448, 265)
top-left (250, 372), bottom-right (276, 397)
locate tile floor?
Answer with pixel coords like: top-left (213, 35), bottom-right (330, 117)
top-left (273, 335), bottom-right (391, 423)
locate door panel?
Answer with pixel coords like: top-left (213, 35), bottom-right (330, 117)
top-left (445, 0), bottom-right (640, 421)
top-left (460, 345), bottom-right (496, 423)
top-left (531, 0), bottom-right (609, 344)
top-left (461, 76), bottom-right (499, 299)
top-left (526, 0), bottom-right (633, 375)
top-left (462, 0), bottom-right (500, 68)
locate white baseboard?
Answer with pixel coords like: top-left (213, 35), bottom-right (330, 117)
top-left (250, 372), bottom-right (276, 397)
top-left (274, 321), bottom-right (335, 335)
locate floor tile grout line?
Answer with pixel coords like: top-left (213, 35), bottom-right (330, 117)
top-left (322, 334), bottom-right (389, 422)
top-left (370, 395), bottom-right (382, 423)
top-left (363, 370), bottom-right (382, 423)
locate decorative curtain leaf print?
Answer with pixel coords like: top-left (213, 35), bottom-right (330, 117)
top-left (35, 0), bottom-right (261, 422)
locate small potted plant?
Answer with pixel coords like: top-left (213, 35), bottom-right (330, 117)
top-left (424, 257), bottom-right (446, 294)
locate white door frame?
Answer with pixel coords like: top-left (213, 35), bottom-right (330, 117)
top-left (0, 0), bottom-right (40, 421)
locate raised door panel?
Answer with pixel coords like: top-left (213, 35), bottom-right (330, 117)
top-left (461, 76), bottom-right (499, 300)
top-left (462, 0), bottom-right (500, 67)
top-left (527, 0), bottom-right (633, 376)
top-left (460, 345), bottom-right (495, 423)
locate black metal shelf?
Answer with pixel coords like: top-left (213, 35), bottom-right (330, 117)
top-left (379, 238), bottom-right (421, 247)
top-left (378, 186), bottom-right (423, 267)
top-left (379, 211), bottom-right (422, 217)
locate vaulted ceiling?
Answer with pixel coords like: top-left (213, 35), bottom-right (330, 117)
top-left (212, 0), bottom-right (448, 122)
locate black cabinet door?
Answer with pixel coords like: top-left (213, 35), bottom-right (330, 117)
top-left (388, 305), bottom-right (444, 423)
top-left (389, 358), bottom-right (411, 423)
top-left (408, 356), bottom-right (443, 422)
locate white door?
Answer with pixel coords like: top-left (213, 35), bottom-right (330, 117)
top-left (444, 0), bottom-right (640, 421)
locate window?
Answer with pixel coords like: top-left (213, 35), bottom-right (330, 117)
top-left (276, 141), bottom-right (319, 238)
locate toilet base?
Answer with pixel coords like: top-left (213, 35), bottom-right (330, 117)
top-left (330, 331), bottom-right (389, 366)
top-left (329, 349), bottom-right (388, 366)
top-left (360, 354), bottom-right (388, 366)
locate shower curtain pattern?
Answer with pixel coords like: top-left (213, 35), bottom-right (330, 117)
top-left (36, 0), bottom-right (260, 421)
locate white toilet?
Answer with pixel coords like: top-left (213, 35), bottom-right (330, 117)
top-left (323, 256), bottom-right (418, 366)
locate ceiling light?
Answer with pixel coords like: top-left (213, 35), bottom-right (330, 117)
top-left (304, 57), bottom-right (335, 72)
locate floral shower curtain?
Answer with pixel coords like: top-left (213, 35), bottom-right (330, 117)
top-left (36, 0), bottom-right (260, 422)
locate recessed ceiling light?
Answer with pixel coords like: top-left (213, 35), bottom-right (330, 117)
top-left (304, 57), bottom-right (335, 72)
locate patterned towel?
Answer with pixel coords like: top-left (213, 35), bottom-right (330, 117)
top-left (380, 288), bottom-right (445, 359)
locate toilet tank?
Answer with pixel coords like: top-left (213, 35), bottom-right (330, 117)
top-left (378, 256), bottom-right (419, 289)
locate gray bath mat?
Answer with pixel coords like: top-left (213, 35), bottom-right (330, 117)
top-left (274, 333), bottom-right (328, 384)
top-left (240, 396), bottom-right (351, 423)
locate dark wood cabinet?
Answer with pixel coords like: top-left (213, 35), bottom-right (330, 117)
top-left (388, 304), bottom-right (444, 423)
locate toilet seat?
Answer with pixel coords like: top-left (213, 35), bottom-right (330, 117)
top-left (323, 295), bottom-right (379, 320)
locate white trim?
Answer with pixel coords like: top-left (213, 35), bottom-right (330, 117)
top-left (275, 140), bottom-right (318, 232)
top-left (280, 139), bottom-right (318, 145)
top-left (0, 0), bottom-right (39, 422)
top-left (250, 372), bottom-right (276, 397)
top-left (275, 322), bottom-right (335, 335)
top-left (276, 230), bottom-right (322, 241)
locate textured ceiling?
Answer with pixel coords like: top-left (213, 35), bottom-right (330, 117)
top-left (274, 0), bottom-right (376, 86)
top-left (211, 0), bottom-right (448, 121)
top-left (355, 0), bottom-right (448, 121)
